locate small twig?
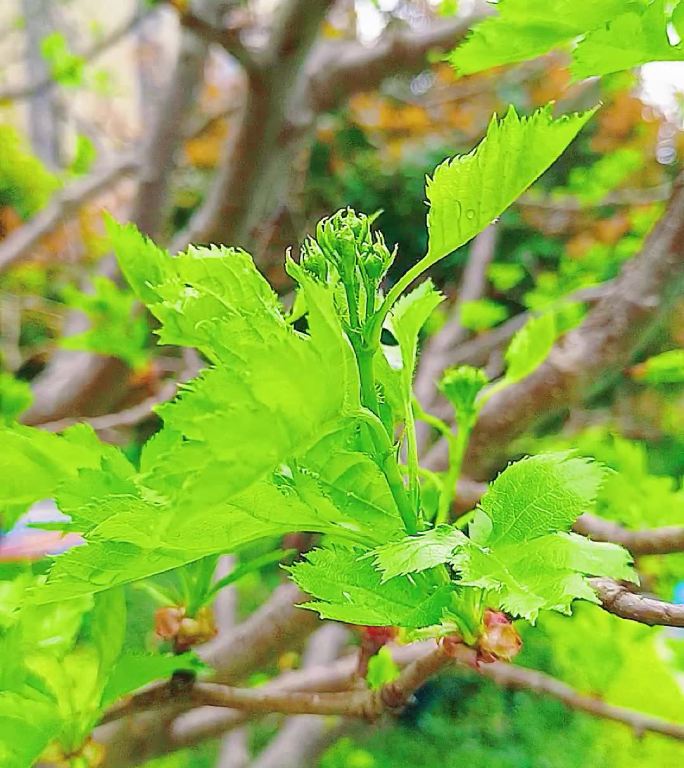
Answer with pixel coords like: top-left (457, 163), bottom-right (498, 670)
top-left (591, 578), bottom-right (684, 628)
top-left (477, 661), bottom-right (684, 741)
top-left (0, 11), bottom-right (150, 101)
top-left (575, 515), bottom-right (684, 556)
top-left (518, 185), bottom-right (672, 212)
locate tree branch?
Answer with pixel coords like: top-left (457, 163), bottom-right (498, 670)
top-left (306, 9), bottom-right (490, 114)
top-left (591, 578), bottom-right (684, 628)
top-left (477, 660), bottom-right (684, 741)
top-left (0, 155), bottom-right (138, 275)
top-left (247, 624), bottom-right (351, 768)
top-left (198, 583), bottom-right (320, 682)
top-left (103, 643), bottom-right (451, 724)
top-left (0, 9), bottom-right (149, 102)
top-left (22, 1), bottom-right (221, 426)
top-left (575, 515), bottom-right (684, 556)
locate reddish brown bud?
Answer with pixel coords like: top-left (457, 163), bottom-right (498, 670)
top-left (477, 609), bottom-right (522, 663)
top-left (154, 605), bottom-right (217, 652)
top-left (360, 625), bottom-right (398, 646)
top-left (154, 606), bottom-right (185, 640)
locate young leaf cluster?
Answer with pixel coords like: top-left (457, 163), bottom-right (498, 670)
top-left (0, 98), bottom-right (641, 763)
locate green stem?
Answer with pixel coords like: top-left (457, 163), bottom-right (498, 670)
top-left (405, 400), bottom-right (421, 515)
top-left (356, 346), bottom-right (380, 415)
top-left (412, 397), bottom-right (452, 441)
top-left (358, 410), bottom-right (418, 535)
top-left (435, 422), bottom-right (471, 526)
top-left (370, 250), bottom-right (437, 344)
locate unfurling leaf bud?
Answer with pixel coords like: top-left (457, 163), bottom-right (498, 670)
top-left (315, 208), bottom-right (373, 273)
top-left (477, 610), bottom-right (522, 663)
top-left (155, 605), bottom-right (217, 652)
top-left (439, 365), bottom-right (488, 425)
top-left (300, 238), bottom-right (328, 281)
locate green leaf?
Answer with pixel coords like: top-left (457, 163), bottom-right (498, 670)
top-left (674, 0), bottom-right (684, 37)
top-left (503, 311), bottom-right (558, 384)
top-left (475, 452), bottom-right (607, 545)
top-left (572, 0), bottom-right (684, 79)
top-left (449, 0), bottom-right (620, 75)
top-left (366, 646), bottom-right (400, 690)
top-left (388, 279), bottom-right (444, 391)
top-left (448, 0), bottom-right (679, 80)
top-left (631, 349), bottom-right (684, 384)
top-left (487, 262), bottom-right (526, 292)
top-left (40, 32), bottom-right (84, 87)
top-left (290, 547), bottom-right (454, 627)
top-left (0, 423), bottom-right (122, 531)
top-left (447, 452), bottom-right (636, 620)
top-left (0, 373), bottom-right (32, 423)
top-left (61, 276), bottom-right (149, 368)
top-left (105, 215), bottom-right (175, 305)
top-left (459, 299), bottom-right (508, 331)
top-left (0, 692), bottom-right (58, 768)
top-left (451, 532), bottom-right (635, 621)
top-left (35, 226), bottom-right (407, 602)
top-left (101, 652), bottom-right (207, 709)
top-left (426, 105), bottom-right (594, 265)
top-left (372, 525), bottom-right (467, 582)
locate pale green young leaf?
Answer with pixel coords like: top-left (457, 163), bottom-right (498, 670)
top-left (475, 452), bottom-right (607, 546)
top-left (105, 215), bottom-right (174, 305)
top-left (290, 548), bottom-right (454, 627)
top-left (388, 279), bottom-right (444, 388)
top-left (503, 311), bottom-right (558, 384)
top-left (0, 693), bottom-right (59, 768)
top-left (451, 532), bottom-right (635, 621)
top-left (35, 229), bottom-right (408, 602)
top-left (61, 276), bottom-right (149, 368)
top-left (572, 0), bottom-right (684, 79)
top-left (674, 0), bottom-right (684, 36)
top-left (448, 0), bottom-right (626, 76)
top-left (426, 105), bottom-right (594, 265)
top-left (0, 373), bottom-right (32, 423)
top-left (459, 299), bottom-right (508, 331)
top-left (0, 423), bottom-right (128, 531)
top-left (448, 0), bottom-right (682, 80)
top-left (448, 452), bottom-right (635, 620)
top-left (372, 525), bottom-right (467, 582)
top-left (631, 349), bottom-right (684, 384)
